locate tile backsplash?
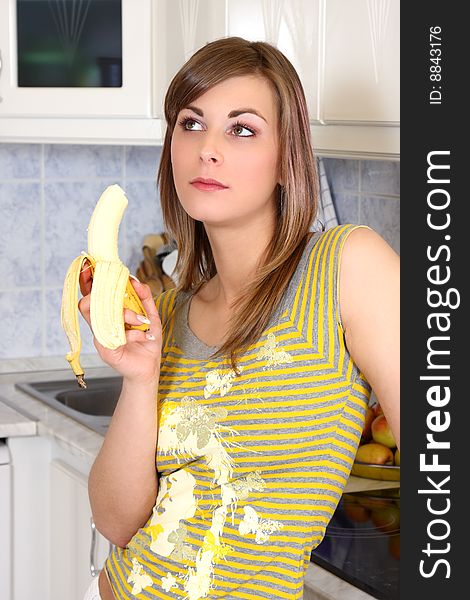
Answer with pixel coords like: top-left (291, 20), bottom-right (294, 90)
top-left (323, 158), bottom-right (400, 253)
top-left (0, 144), bottom-right (399, 360)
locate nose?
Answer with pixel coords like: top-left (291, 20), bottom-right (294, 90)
top-left (199, 136), bottom-right (223, 165)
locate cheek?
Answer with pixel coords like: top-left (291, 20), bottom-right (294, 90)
top-left (237, 142), bottom-right (279, 187)
top-left (170, 135), bottom-right (190, 185)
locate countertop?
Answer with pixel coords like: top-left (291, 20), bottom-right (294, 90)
top-left (0, 398), bottom-right (37, 437)
top-left (0, 355), bottom-right (111, 467)
top-left (0, 355), bottom-right (398, 600)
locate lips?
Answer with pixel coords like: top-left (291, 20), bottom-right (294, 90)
top-left (190, 177), bottom-right (228, 191)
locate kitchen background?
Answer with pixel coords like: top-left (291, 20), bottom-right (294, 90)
top-left (0, 143), bottom-right (399, 360)
top-left (0, 3), bottom-right (400, 599)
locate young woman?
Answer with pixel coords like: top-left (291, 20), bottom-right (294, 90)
top-left (81, 37), bottom-right (399, 600)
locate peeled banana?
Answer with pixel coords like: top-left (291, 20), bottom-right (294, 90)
top-left (61, 184), bottom-right (149, 388)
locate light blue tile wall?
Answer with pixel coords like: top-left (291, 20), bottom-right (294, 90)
top-left (0, 144), bottom-right (163, 359)
top-left (0, 144), bottom-right (399, 359)
top-left (323, 158), bottom-right (400, 254)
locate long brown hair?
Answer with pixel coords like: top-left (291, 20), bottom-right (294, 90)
top-left (157, 37), bottom-right (319, 371)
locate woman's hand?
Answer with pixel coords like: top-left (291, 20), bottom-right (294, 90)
top-left (78, 259), bottom-right (162, 384)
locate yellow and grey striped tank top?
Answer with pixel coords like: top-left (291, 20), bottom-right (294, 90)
top-left (105, 224), bottom-right (371, 599)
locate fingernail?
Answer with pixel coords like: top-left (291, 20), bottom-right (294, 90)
top-left (146, 333), bottom-right (156, 341)
top-left (129, 274), bottom-right (140, 282)
top-left (137, 314), bottom-right (151, 325)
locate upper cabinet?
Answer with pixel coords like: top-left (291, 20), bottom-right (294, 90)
top-left (0, 0), bottom-right (162, 143)
top-left (0, 0), bottom-right (152, 118)
top-left (225, 0), bottom-right (399, 157)
top-left (319, 0), bottom-right (399, 125)
top-left (0, 0), bottom-right (399, 158)
top-left (153, 0), bottom-right (227, 121)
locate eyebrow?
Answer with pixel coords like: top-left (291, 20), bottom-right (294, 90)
top-left (184, 105), bottom-right (268, 123)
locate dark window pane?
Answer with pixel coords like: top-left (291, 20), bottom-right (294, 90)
top-left (17, 0), bottom-right (122, 87)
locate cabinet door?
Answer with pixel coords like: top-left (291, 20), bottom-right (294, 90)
top-left (50, 459), bottom-right (112, 600)
top-left (320, 0), bottom-right (399, 124)
top-left (227, 0), bottom-right (321, 123)
top-left (8, 435), bottom-right (51, 600)
top-left (153, 0), bottom-right (227, 119)
top-left (227, 0), bottom-right (399, 158)
top-left (0, 447), bottom-right (12, 600)
top-left (0, 0), bottom-right (153, 118)
top-left (227, 0), bottom-right (398, 126)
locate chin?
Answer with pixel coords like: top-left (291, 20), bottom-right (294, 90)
top-left (188, 211), bottom-right (234, 226)
top-left (178, 197), bottom-right (233, 224)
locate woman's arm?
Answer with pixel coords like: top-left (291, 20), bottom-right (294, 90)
top-left (339, 227), bottom-right (400, 449)
top-left (88, 376), bottom-right (159, 548)
top-left (76, 269), bottom-right (162, 549)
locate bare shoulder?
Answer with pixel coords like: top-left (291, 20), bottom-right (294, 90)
top-left (337, 226), bottom-right (400, 448)
top-left (341, 226), bottom-right (398, 269)
top-left (339, 226), bottom-right (399, 332)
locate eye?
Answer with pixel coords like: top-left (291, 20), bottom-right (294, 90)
top-left (178, 116), bottom-right (203, 131)
top-left (231, 121), bottom-right (256, 137)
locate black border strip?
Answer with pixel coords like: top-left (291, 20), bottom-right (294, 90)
top-left (401, 4), bottom-right (466, 597)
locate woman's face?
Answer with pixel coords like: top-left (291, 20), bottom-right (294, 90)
top-left (171, 75), bottom-right (280, 228)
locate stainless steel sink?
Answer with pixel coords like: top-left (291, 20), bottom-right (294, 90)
top-left (15, 376), bottom-right (123, 435)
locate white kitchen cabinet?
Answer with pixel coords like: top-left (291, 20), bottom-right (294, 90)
top-left (320, 0), bottom-right (399, 125)
top-left (227, 0), bottom-right (399, 124)
top-left (0, 0), bottom-right (225, 144)
top-left (156, 0), bottom-right (399, 157)
top-left (0, 442), bottom-right (12, 600)
top-left (0, 0), bottom-right (153, 118)
top-left (7, 434), bottom-right (111, 600)
top-left (155, 0), bottom-right (226, 121)
top-left (0, 0), bottom-right (399, 158)
top-left (50, 459), bottom-right (112, 600)
top-left (227, 0), bottom-right (399, 158)
top-left (7, 435), bottom-right (51, 600)
top-left (227, 0), bottom-right (321, 124)
top-left (0, 0), bottom-right (162, 144)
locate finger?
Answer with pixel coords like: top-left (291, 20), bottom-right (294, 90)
top-left (129, 278), bottom-right (161, 322)
top-left (79, 259), bottom-right (93, 296)
top-left (123, 307), bottom-right (150, 328)
top-left (78, 294), bottom-right (91, 328)
top-left (80, 291), bottom-right (154, 334)
top-left (125, 328), bottom-right (160, 345)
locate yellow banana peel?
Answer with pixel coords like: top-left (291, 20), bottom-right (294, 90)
top-left (61, 184), bottom-right (149, 388)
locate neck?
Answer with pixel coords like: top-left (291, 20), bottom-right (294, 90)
top-left (203, 210), bottom-right (276, 308)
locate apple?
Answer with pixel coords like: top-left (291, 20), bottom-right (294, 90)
top-left (344, 503), bottom-right (371, 523)
top-left (371, 414), bottom-right (396, 448)
top-left (389, 535), bottom-right (400, 560)
top-left (361, 406), bottom-right (375, 443)
top-left (394, 448), bottom-right (400, 466)
top-left (373, 402), bottom-right (384, 417)
top-left (355, 442), bottom-right (394, 465)
top-left (356, 496), bottom-right (391, 510)
top-left (371, 505), bottom-right (400, 534)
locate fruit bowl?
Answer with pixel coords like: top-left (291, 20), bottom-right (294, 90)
top-left (351, 461), bottom-right (400, 481)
